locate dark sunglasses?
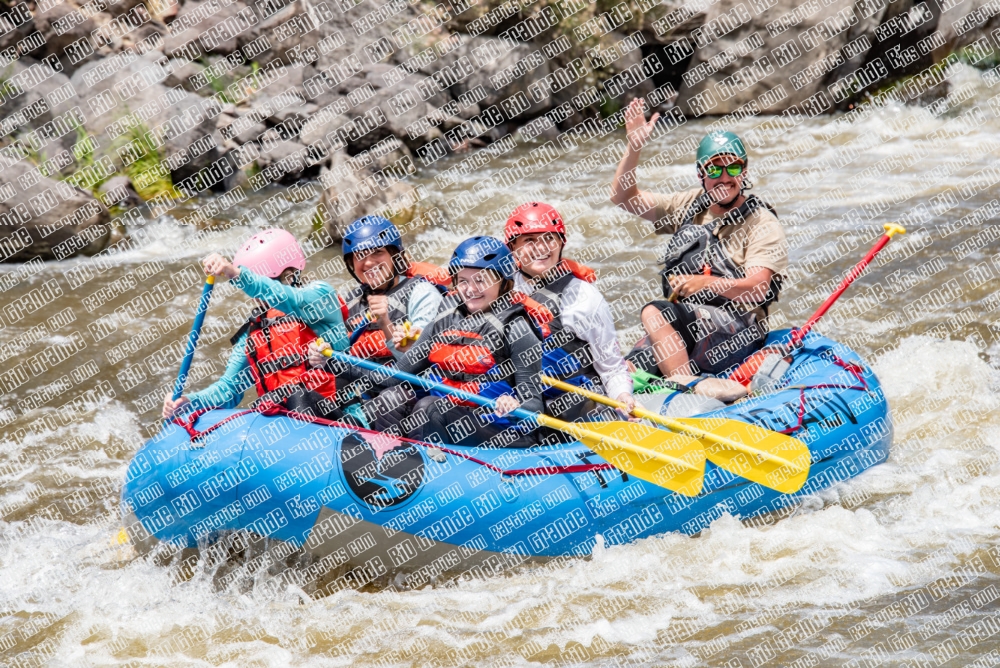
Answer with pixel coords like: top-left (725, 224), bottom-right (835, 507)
top-left (703, 162), bottom-right (744, 178)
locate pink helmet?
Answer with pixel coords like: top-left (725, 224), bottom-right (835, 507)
top-left (233, 229), bottom-right (306, 279)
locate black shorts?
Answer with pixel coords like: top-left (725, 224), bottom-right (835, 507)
top-left (635, 300), bottom-right (766, 376)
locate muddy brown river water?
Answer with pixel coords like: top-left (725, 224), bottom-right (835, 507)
top-left (2, 63), bottom-right (1000, 667)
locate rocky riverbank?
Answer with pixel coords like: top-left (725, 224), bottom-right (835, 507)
top-left (1, 0), bottom-right (999, 262)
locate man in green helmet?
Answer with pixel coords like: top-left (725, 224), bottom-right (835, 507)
top-left (610, 97), bottom-right (788, 382)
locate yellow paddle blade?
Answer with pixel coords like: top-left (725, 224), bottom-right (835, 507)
top-left (538, 375), bottom-right (810, 494)
top-left (673, 417), bottom-right (810, 494)
top-left (535, 415), bottom-right (706, 496)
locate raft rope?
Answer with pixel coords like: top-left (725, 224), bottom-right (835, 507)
top-left (170, 354), bottom-right (869, 474)
top-left (171, 403), bottom-right (617, 479)
top-left (770, 354), bottom-right (869, 435)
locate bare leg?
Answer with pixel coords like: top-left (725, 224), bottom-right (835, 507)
top-left (641, 305), bottom-right (697, 377)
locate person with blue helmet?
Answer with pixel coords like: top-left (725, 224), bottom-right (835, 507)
top-left (319, 236), bottom-right (546, 447)
top-left (306, 215), bottom-right (447, 429)
top-left (611, 98), bottom-right (788, 386)
top-left (328, 215), bottom-right (447, 361)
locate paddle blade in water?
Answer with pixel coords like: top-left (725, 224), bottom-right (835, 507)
top-left (678, 417), bottom-right (811, 494)
top-left (557, 419), bottom-right (707, 497)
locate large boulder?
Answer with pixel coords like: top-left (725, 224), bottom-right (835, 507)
top-left (667, 0), bottom-right (1000, 114)
top-left (69, 51), bottom-right (223, 182)
top-left (430, 35), bottom-right (553, 123)
top-left (162, 0), bottom-right (249, 56)
top-left (304, 0), bottom-right (424, 70)
top-left (237, 0), bottom-right (323, 66)
top-left (0, 58), bottom-right (84, 171)
top-left (0, 155), bottom-right (112, 262)
top-left (32, 3), bottom-right (112, 71)
top-left (674, 0), bottom-right (873, 115)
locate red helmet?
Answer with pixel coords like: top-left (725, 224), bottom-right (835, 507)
top-left (503, 202), bottom-right (566, 246)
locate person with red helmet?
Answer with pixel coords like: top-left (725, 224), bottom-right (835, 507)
top-left (162, 229), bottom-right (362, 425)
top-left (504, 202), bottom-right (635, 424)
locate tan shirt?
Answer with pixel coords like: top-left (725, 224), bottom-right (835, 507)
top-left (650, 188), bottom-right (789, 278)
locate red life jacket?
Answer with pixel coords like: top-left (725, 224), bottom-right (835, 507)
top-left (242, 308), bottom-right (338, 403)
top-left (340, 263), bottom-right (449, 363)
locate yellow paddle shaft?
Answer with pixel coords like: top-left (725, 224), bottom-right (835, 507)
top-left (531, 411), bottom-right (701, 474)
top-left (321, 344), bottom-right (699, 475)
top-left (540, 375), bottom-right (802, 470)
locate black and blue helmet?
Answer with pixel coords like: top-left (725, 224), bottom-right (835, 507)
top-left (448, 236), bottom-right (517, 281)
top-left (342, 215), bottom-right (404, 282)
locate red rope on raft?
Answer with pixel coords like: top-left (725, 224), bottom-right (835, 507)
top-left (170, 354), bottom-right (871, 470)
top-left (171, 403), bottom-right (616, 478)
top-left (773, 354), bottom-right (869, 435)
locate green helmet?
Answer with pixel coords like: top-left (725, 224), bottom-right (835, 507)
top-left (696, 130), bottom-right (748, 168)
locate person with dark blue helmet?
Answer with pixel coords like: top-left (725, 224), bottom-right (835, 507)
top-left (324, 236), bottom-right (546, 447)
top-left (331, 215), bottom-right (447, 360)
top-left (307, 215), bottom-right (448, 429)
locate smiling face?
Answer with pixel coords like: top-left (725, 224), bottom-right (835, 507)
top-left (352, 247), bottom-right (395, 290)
top-left (509, 232), bottom-right (563, 278)
top-left (454, 267), bottom-right (503, 313)
top-left (700, 154), bottom-right (746, 207)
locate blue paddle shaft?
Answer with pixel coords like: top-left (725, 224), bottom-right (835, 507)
top-left (327, 349), bottom-right (536, 422)
top-left (348, 318), bottom-right (371, 346)
top-left (172, 277), bottom-right (215, 401)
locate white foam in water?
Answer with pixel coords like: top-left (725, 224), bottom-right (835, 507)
top-left (3, 334), bottom-right (990, 665)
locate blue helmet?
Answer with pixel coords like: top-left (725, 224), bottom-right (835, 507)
top-left (448, 236), bottom-right (517, 281)
top-left (342, 216), bottom-right (404, 282)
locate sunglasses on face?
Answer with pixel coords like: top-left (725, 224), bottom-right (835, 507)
top-left (703, 162), bottom-right (744, 179)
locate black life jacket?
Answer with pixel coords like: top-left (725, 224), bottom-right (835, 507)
top-left (341, 275), bottom-right (423, 363)
top-left (659, 193), bottom-right (782, 313)
top-left (519, 263), bottom-right (600, 393)
top-left (339, 263), bottom-right (449, 363)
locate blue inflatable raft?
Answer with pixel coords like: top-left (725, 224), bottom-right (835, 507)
top-left (121, 331), bottom-right (893, 588)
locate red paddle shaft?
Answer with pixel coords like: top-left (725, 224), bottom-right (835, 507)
top-left (790, 223), bottom-right (906, 346)
top-left (730, 223), bottom-right (907, 386)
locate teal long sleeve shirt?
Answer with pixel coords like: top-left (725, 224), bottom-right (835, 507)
top-left (186, 268), bottom-right (356, 418)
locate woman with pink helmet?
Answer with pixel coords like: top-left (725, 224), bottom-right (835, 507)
top-left (162, 229), bottom-right (364, 425)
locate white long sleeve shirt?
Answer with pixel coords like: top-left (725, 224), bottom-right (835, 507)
top-left (514, 272), bottom-right (633, 400)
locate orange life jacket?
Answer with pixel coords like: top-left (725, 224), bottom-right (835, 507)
top-left (425, 298), bottom-right (545, 407)
top-left (408, 261), bottom-right (451, 287)
top-left (561, 258), bottom-right (597, 283)
top-left (242, 308), bottom-right (338, 403)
